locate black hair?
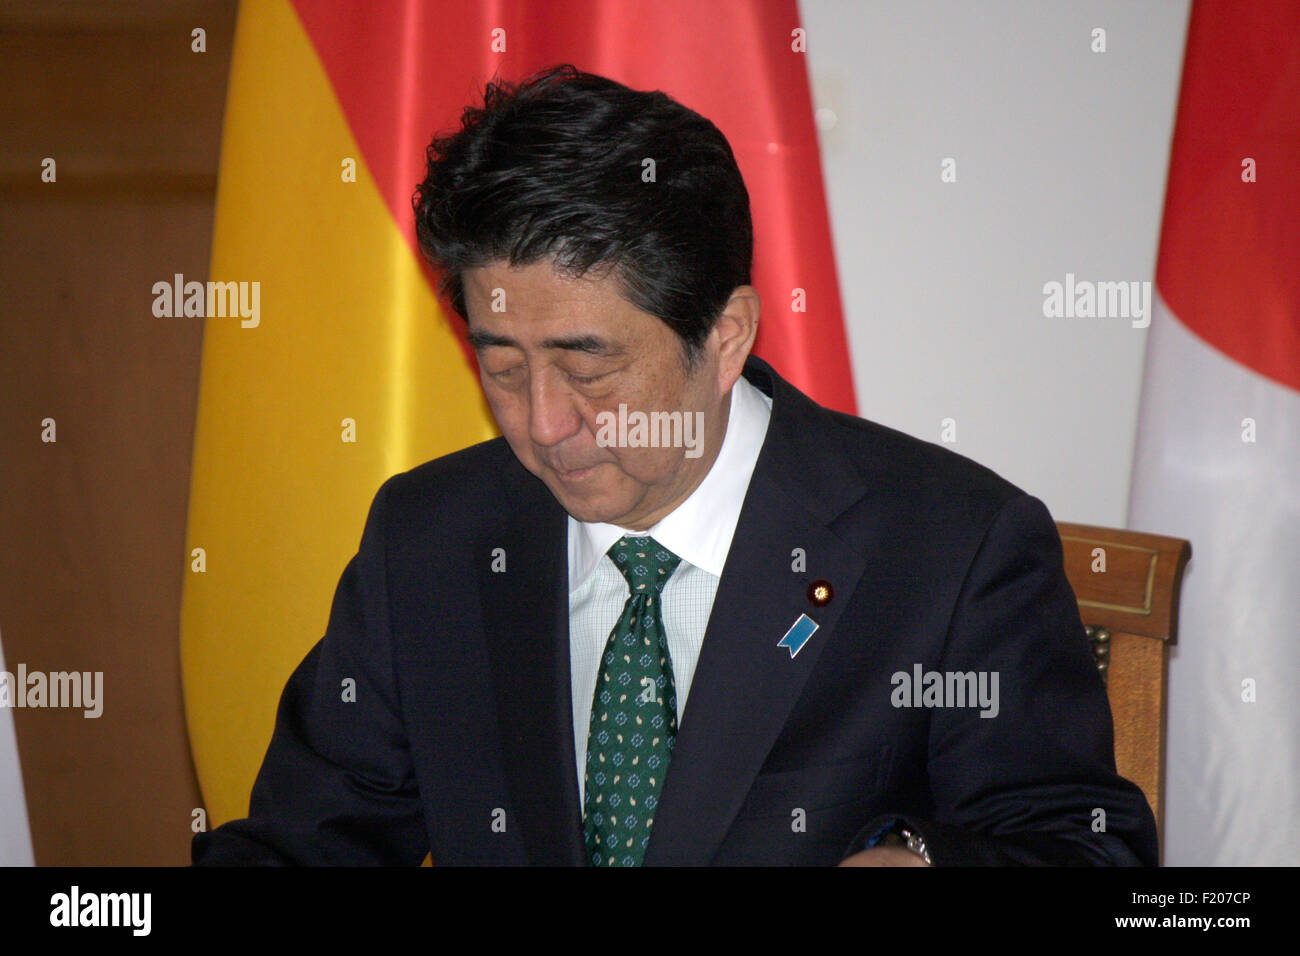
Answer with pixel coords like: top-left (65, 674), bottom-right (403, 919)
top-left (412, 64), bottom-right (753, 367)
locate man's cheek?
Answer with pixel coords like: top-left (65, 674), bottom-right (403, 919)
top-left (485, 393), bottom-right (525, 439)
top-left (479, 386), bottom-right (505, 423)
top-left (612, 446), bottom-right (677, 484)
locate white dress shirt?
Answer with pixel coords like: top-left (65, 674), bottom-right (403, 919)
top-left (567, 375), bottom-right (773, 805)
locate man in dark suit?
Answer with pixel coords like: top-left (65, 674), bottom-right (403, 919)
top-left (192, 66), bottom-right (1157, 866)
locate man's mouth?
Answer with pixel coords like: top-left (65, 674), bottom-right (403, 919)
top-left (555, 463), bottom-right (602, 481)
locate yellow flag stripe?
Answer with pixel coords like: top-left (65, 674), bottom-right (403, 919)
top-left (181, 0), bottom-right (496, 826)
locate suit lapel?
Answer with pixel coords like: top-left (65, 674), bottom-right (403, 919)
top-left (477, 476), bottom-right (585, 865)
top-left (643, 356), bottom-right (870, 865)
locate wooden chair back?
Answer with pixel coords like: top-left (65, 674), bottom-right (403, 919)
top-left (1056, 521), bottom-right (1191, 862)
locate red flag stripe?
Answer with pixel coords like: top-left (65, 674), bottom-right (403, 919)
top-left (1155, 0), bottom-right (1300, 394)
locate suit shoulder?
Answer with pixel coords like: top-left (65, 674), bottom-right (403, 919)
top-left (820, 407), bottom-right (1031, 521)
top-left (374, 437), bottom-right (517, 525)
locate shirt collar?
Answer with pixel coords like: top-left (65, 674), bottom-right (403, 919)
top-left (567, 375), bottom-right (773, 590)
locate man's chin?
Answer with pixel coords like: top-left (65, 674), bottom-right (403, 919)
top-left (544, 476), bottom-right (632, 525)
top-left (552, 494), bottom-right (622, 525)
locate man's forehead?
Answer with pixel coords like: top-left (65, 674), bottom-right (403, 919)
top-left (463, 260), bottom-right (645, 338)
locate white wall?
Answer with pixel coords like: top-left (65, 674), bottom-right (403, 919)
top-left (802, 0), bottom-right (1190, 526)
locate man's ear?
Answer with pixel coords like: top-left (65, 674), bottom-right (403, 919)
top-left (712, 285), bottom-right (760, 392)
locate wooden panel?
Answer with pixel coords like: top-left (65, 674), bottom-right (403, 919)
top-left (1058, 521), bottom-right (1191, 643)
top-left (1065, 538), bottom-right (1158, 613)
top-left (0, 5), bottom-right (232, 190)
top-left (0, 0), bottom-right (236, 865)
top-left (1105, 631), bottom-right (1167, 858)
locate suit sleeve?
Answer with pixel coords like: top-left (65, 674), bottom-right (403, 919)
top-left (191, 477), bottom-right (429, 865)
top-left (841, 493), bottom-right (1159, 866)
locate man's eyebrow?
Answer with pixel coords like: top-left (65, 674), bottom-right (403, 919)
top-left (466, 330), bottom-right (517, 350)
top-left (467, 330), bottom-right (626, 357)
top-left (539, 334), bottom-right (627, 356)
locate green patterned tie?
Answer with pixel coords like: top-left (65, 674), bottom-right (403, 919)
top-left (582, 535), bottom-right (682, 866)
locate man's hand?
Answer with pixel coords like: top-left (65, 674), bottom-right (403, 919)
top-left (838, 843), bottom-right (931, 866)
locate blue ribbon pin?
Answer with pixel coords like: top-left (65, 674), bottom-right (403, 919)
top-left (777, 613), bottom-right (819, 658)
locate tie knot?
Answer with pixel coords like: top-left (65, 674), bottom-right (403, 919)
top-left (607, 535), bottom-right (681, 595)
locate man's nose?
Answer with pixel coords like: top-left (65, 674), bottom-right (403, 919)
top-left (527, 371), bottom-right (583, 447)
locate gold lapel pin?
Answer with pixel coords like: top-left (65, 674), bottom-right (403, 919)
top-left (807, 579), bottom-right (833, 607)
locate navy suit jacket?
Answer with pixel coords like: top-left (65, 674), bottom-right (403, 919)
top-left (192, 354), bottom-right (1158, 866)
